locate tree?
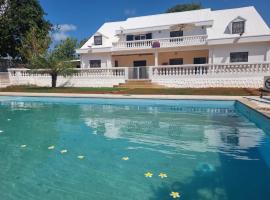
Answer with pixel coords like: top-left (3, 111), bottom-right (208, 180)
top-left (166, 3), bottom-right (202, 13)
top-left (29, 38), bottom-right (77, 88)
top-left (18, 26), bottom-right (51, 62)
top-left (0, 0), bottom-right (51, 61)
top-left (78, 38), bottom-right (88, 48)
top-left (53, 38), bottom-right (77, 60)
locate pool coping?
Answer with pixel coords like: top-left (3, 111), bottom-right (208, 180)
top-left (0, 92), bottom-right (269, 118)
top-left (0, 92), bottom-right (242, 100)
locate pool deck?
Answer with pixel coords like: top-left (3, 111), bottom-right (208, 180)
top-left (0, 92), bottom-right (269, 118)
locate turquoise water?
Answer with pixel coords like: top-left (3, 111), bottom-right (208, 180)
top-left (0, 97), bottom-right (270, 200)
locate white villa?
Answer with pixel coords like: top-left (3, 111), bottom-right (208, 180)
top-left (6, 6), bottom-right (270, 88)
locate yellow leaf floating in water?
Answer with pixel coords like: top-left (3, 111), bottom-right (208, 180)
top-left (170, 192), bottom-right (180, 199)
top-left (20, 145), bottom-right (27, 148)
top-left (158, 173), bottom-right (168, 179)
top-left (48, 145), bottom-right (55, 150)
top-left (60, 149), bottom-right (67, 154)
top-left (122, 157), bottom-right (129, 161)
top-left (144, 172), bottom-right (153, 178)
top-left (77, 155), bottom-right (85, 159)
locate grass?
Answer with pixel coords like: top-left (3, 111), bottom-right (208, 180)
top-left (0, 85), bottom-right (262, 96)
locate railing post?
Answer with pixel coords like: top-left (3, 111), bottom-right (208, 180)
top-left (154, 50), bottom-right (159, 67)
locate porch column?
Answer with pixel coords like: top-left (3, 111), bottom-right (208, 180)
top-left (209, 48), bottom-right (214, 64)
top-left (266, 47), bottom-right (270, 61)
top-left (154, 50), bottom-right (159, 67)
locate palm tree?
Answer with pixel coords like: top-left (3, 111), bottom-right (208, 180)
top-left (29, 38), bottom-right (77, 88)
top-left (29, 54), bottom-right (74, 88)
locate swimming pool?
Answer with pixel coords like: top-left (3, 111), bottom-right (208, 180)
top-left (0, 96), bottom-right (269, 200)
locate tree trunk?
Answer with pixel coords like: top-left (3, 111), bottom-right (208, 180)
top-left (51, 74), bottom-right (57, 88)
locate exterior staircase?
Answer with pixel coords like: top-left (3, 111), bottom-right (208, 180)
top-left (0, 73), bottom-right (10, 88)
top-left (115, 79), bottom-right (166, 88)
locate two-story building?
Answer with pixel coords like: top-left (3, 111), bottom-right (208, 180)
top-left (74, 6), bottom-right (270, 88)
top-left (8, 6), bottom-right (270, 88)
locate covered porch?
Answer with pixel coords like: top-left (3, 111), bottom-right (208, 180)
top-left (111, 49), bottom-right (209, 79)
top-left (112, 49), bottom-right (209, 67)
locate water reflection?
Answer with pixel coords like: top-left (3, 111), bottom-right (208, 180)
top-left (82, 104), bottom-right (265, 160)
top-left (0, 101), bottom-right (266, 160)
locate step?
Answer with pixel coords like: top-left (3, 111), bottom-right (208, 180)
top-left (119, 82), bottom-right (154, 86)
top-left (125, 79), bottom-right (151, 82)
top-left (116, 85), bottom-right (165, 88)
top-left (115, 80), bottom-right (166, 88)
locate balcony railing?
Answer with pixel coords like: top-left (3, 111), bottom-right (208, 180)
top-left (150, 62), bottom-right (270, 78)
top-left (113, 35), bottom-right (207, 49)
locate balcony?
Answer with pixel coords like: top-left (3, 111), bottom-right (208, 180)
top-left (113, 35), bottom-right (207, 50)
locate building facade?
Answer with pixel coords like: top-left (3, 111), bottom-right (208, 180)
top-left (7, 6), bottom-right (270, 88)
top-left (78, 7), bottom-right (270, 67)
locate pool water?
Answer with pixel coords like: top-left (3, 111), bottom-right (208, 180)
top-left (0, 97), bottom-right (270, 200)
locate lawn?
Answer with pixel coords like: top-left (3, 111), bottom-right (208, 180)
top-left (0, 86), bottom-right (262, 96)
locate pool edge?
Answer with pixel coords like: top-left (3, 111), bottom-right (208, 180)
top-left (0, 92), bottom-right (269, 118)
top-left (0, 92), bottom-right (242, 100)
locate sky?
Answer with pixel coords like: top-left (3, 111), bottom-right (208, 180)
top-left (39, 0), bottom-right (270, 43)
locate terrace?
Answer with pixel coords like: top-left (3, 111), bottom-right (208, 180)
top-left (112, 35), bottom-right (208, 50)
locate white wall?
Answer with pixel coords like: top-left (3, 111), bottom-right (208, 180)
top-left (80, 53), bottom-right (112, 68)
top-left (152, 76), bottom-right (265, 88)
top-left (210, 42), bottom-right (270, 63)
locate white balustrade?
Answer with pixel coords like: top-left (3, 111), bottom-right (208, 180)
top-left (150, 62), bottom-right (270, 88)
top-left (5, 63), bottom-right (270, 88)
top-left (113, 35), bottom-right (207, 49)
top-left (150, 62), bottom-right (270, 78)
top-left (8, 68), bottom-right (128, 87)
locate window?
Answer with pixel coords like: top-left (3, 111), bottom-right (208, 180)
top-left (89, 60), bottom-right (101, 68)
top-left (126, 35), bottom-right (134, 41)
top-left (194, 57), bottom-right (207, 64)
top-left (230, 52), bottom-right (248, 62)
top-left (114, 60), bottom-right (119, 67)
top-left (232, 21), bottom-right (245, 34)
top-left (94, 36), bottom-right (102, 45)
top-left (169, 58), bottom-right (183, 65)
top-left (170, 31), bottom-right (183, 38)
top-left (134, 35), bottom-right (141, 40)
top-left (126, 33), bottom-right (152, 41)
top-left (146, 33), bottom-right (152, 39)
top-left (140, 35), bottom-right (146, 40)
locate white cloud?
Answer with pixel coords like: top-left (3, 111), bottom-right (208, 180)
top-left (58, 24), bottom-right (77, 32)
top-left (124, 8), bottom-right (136, 16)
top-left (52, 24), bottom-right (77, 42)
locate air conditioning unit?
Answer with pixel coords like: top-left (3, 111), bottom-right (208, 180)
top-left (264, 76), bottom-right (270, 91)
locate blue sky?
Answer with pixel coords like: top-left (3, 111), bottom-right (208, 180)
top-left (39, 0), bottom-right (270, 42)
